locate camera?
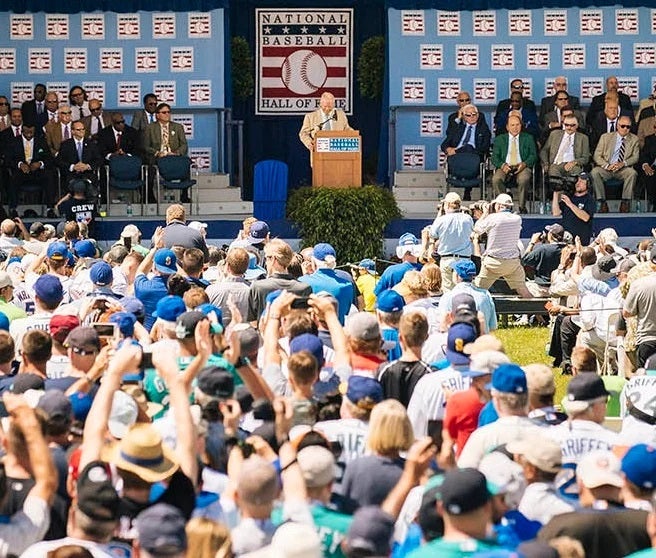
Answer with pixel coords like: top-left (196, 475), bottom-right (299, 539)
top-left (551, 176), bottom-right (576, 196)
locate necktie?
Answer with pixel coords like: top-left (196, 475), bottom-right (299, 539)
top-left (50, 113), bottom-right (55, 121)
top-left (76, 141), bottom-right (83, 162)
top-left (149, 113), bottom-right (155, 123)
top-left (610, 120), bottom-right (615, 133)
top-left (15, 127), bottom-right (20, 137)
top-left (116, 132), bottom-right (122, 149)
top-left (0, 116), bottom-right (6, 130)
top-left (24, 141), bottom-right (32, 163)
top-left (63, 125), bottom-right (70, 140)
top-left (462, 125), bottom-right (473, 147)
top-left (96, 116), bottom-right (103, 133)
top-left (162, 125), bottom-right (169, 152)
top-left (36, 102), bottom-right (43, 115)
top-left (617, 138), bottom-right (626, 163)
top-left (509, 136), bottom-right (520, 166)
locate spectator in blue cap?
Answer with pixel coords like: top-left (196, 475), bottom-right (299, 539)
top-left (109, 312), bottom-right (137, 338)
top-left (438, 259), bottom-right (497, 333)
top-left (459, 363), bottom-right (543, 469)
top-left (121, 296), bottom-right (145, 323)
top-left (151, 295), bottom-right (186, 341)
top-left (135, 503), bottom-right (187, 557)
top-left (375, 289), bottom-right (405, 361)
top-left (621, 444), bottom-right (656, 511)
top-left (375, 233), bottom-right (423, 295)
top-left (88, 261), bottom-right (122, 300)
top-left (74, 239), bottom-right (97, 259)
top-left (134, 227), bottom-right (176, 331)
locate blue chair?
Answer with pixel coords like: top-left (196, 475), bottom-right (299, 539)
top-left (156, 156), bottom-right (197, 215)
top-left (445, 152), bottom-right (487, 200)
top-left (253, 159), bottom-right (288, 220)
top-left (106, 155), bottom-right (147, 216)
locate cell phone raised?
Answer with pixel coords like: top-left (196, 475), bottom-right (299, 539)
top-left (91, 322), bottom-right (117, 339)
top-left (290, 297), bottom-right (310, 310)
top-left (427, 419), bottom-right (444, 452)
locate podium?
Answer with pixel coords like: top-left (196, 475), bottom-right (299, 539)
top-left (312, 130), bottom-right (362, 188)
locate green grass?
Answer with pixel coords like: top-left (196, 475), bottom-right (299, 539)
top-left (495, 325), bottom-right (570, 405)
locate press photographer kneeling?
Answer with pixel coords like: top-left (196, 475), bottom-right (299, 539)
top-left (551, 172), bottom-right (595, 245)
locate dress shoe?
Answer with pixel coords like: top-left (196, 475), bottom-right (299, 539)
top-left (619, 200), bottom-right (630, 213)
top-left (598, 201), bottom-right (609, 213)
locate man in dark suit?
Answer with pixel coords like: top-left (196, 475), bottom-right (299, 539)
top-left (81, 98), bottom-right (112, 141)
top-left (97, 112), bottom-right (141, 160)
top-left (539, 76), bottom-right (580, 126)
top-left (540, 114), bottom-right (590, 184)
top-left (494, 92), bottom-right (539, 143)
top-left (586, 76), bottom-right (634, 128)
top-left (55, 121), bottom-right (103, 192)
top-left (130, 93), bottom-right (158, 134)
top-left (441, 103), bottom-right (491, 200)
top-left (8, 125), bottom-right (55, 216)
top-left (494, 79), bottom-right (537, 125)
top-left (638, 124), bottom-right (656, 211)
top-left (20, 83), bottom-right (48, 131)
top-left (491, 114), bottom-right (537, 213)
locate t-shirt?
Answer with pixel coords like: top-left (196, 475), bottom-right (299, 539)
top-left (134, 273), bottom-right (168, 331)
top-left (521, 243), bottom-right (563, 285)
top-left (444, 388), bottom-right (485, 457)
top-left (310, 504), bottom-right (352, 558)
top-left (378, 359), bottom-right (432, 407)
top-left (624, 275), bottom-right (656, 343)
top-left (355, 273), bottom-right (377, 312)
top-left (559, 192), bottom-right (595, 244)
top-left (0, 299), bottom-right (27, 321)
top-left (57, 197), bottom-right (98, 226)
top-left (375, 262), bottom-right (422, 295)
top-left (314, 418), bottom-right (369, 489)
top-left (341, 454), bottom-right (404, 513)
top-left (407, 537), bottom-right (498, 557)
top-left (247, 273), bottom-right (312, 322)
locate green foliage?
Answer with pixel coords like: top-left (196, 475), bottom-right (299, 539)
top-left (287, 186), bottom-right (401, 263)
top-left (357, 36), bottom-right (385, 100)
top-left (231, 36), bottom-right (254, 100)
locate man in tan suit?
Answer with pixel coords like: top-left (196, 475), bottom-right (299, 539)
top-left (45, 105), bottom-right (73, 156)
top-left (590, 115), bottom-right (639, 213)
top-left (540, 114), bottom-right (590, 182)
top-left (81, 98), bottom-right (111, 140)
top-left (299, 92), bottom-right (352, 155)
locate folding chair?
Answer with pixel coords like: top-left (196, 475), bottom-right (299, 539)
top-left (444, 152), bottom-right (486, 200)
top-left (106, 155), bottom-right (147, 216)
top-left (156, 156), bottom-right (198, 215)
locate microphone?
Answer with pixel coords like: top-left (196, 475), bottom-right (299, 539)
top-left (332, 110), bottom-right (338, 121)
top-left (318, 111), bottom-right (338, 130)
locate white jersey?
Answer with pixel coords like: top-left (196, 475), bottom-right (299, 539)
top-left (618, 375), bottom-right (656, 446)
top-left (9, 312), bottom-right (54, 358)
top-left (407, 366), bottom-right (470, 438)
top-left (547, 419), bottom-right (619, 464)
top-left (314, 418), bottom-right (369, 490)
top-left (11, 282), bottom-right (35, 315)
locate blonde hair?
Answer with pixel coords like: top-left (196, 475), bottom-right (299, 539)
top-left (367, 399), bottom-right (414, 455)
top-left (420, 263), bottom-right (442, 294)
top-left (166, 203), bottom-right (186, 223)
top-left (185, 517), bottom-right (233, 558)
top-left (265, 239), bottom-right (293, 269)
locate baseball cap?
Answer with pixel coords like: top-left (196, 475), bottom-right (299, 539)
top-left (611, 258), bottom-right (636, 275)
top-left (345, 506), bottom-right (395, 557)
top-left (463, 335), bottom-right (504, 355)
top-left (47, 241), bottom-right (69, 261)
top-left (450, 260), bottom-right (476, 281)
top-left (74, 239), bottom-right (96, 258)
top-left (493, 193), bottom-right (513, 206)
top-left (358, 258), bottom-right (377, 275)
top-left (175, 311), bottom-right (206, 339)
top-left (489, 363), bottom-right (527, 394)
top-left (70, 179), bottom-right (88, 193)
top-left (11, 373), bottom-right (45, 393)
top-left (523, 363), bottom-right (555, 396)
top-left (121, 296), bottom-right (145, 320)
top-left (244, 253), bottom-right (266, 282)
top-left (440, 468), bottom-right (490, 515)
top-left (579, 172), bottom-right (590, 182)
top-left (153, 248), bottom-right (177, 275)
top-left (121, 224), bottom-right (141, 242)
top-left (443, 192), bottom-right (461, 204)
top-left (507, 435), bottom-right (562, 473)
top-left (577, 450), bottom-right (623, 489)
top-left (109, 312), bottom-right (137, 337)
top-left (478, 451), bottom-right (526, 508)
top-left (345, 312), bottom-right (382, 342)
top-left (36, 389), bottom-right (73, 421)
top-left (247, 221), bottom-right (269, 243)
top-left (565, 373), bottom-right (610, 403)
top-left (188, 221), bottom-right (208, 232)
top-left (0, 271), bottom-right (13, 289)
top-left (545, 223), bottom-right (565, 241)
top-left (0, 313), bottom-right (8, 332)
top-left (297, 445), bottom-right (335, 488)
top-left (592, 255), bottom-right (617, 282)
top-left (196, 303), bottom-right (224, 334)
top-left (461, 349), bottom-right (510, 378)
top-left (29, 221), bottom-right (46, 236)
top-left (50, 314), bottom-right (80, 344)
top-left (76, 461), bottom-right (120, 521)
top-left (621, 444), bottom-right (656, 490)
top-left (341, 375), bottom-right (383, 410)
top-left (33, 274), bottom-right (64, 305)
top-left (289, 333), bottom-right (325, 368)
top-left (153, 295), bottom-right (186, 323)
top-left (196, 366), bottom-right (235, 399)
top-left (452, 293), bottom-right (477, 315)
top-left (65, 326), bottom-right (101, 354)
top-left (313, 243), bottom-right (336, 262)
top-left (108, 390), bottom-right (139, 439)
top-left (89, 261), bottom-right (113, 286)
top-left (396, 232), bottom-right (421, 258)
top-left (376, 289), bottom-right (405, 313)
top-left (136, 504), bottom-right (187, 556)
top-left (445, 322), bottom-right (477, 366)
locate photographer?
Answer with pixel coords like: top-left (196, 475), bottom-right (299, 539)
top-left (522, 224), bottom-right (565, 297)
top-left (551, 172), bottom-right (595, 244)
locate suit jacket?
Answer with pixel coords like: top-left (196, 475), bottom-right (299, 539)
top-left (494, 97), bottom-right (537, 121)
top-left (540, 130), bottom-right (590, 168)
top-left (539, 93), bottom-right (580, 124)
top-left (55, 137), bottom-right (103, 174)
top-left (131, 110), bottom-right (156, 133)
top-left (44, 120), bottom-right (74, 156)
top-left (539, 109), bottom-right (586, 146)
top-left (20, 99), bottom-right (48, 131)
top-left (0, 127), bottom-right (21, 164)
top-left (97, 125), bottom-right (141, 159)
top-left (143, 121), bottom-right (188, 163)
top-left (586, 91), bottom-right (634, 127)
top-left (639, 134), bottom-right (656, 169)
top-left (492, 132), bottom-right (537, 169)
top-left (81, 112), bottom-right (112, 139)
top-left (593, 132), bottom-right (640, 168)
top-left (9, 135), bottom-right (52, 168)
top-left (494, 106), bottom-right (539, 140)
top-left (441, 118), bottom-right (491, 156)
top-left (589, 110), bottom-right (635, 152)
top-left (299, 109), bottom-right (352, 150)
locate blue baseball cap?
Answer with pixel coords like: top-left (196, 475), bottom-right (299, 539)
top-left (196, 303), bottom-right (224, 334)
top-left (445, 322), bottom-right (477, 365)
top-left (34, 274), bottom-right (64, 305)
top-left (358, 258), bottom-right (377, 275)
top-left (244, 252), bottom-right (266, 281)
top-left (621, 444), bottom-right (656, 490)
top-left (47, 241), bottom-right (70, 262)
top-left (89, 261), bottom-right (113, 286)
top-left (121, 296), bottom-right (145, 320)
top-left (450, 259), bottom-right (476, 281)
top-left (153, 248), bottom-right (177, 275)
top-left (376, 289), bottom-right (405, 313)
top-left (153, 295), bottom-right (186, 322)
top-left (289, 333), bottom-right (324, 368)
top-left (488, 363), bottom-right (527, 394)
top-left (75, 239), bottom-right (96, 258)
top-left (342, 375), bottom-right (383, 409)
top-left (109, 312), bottom-right (137, 337)
top-left (398, 233), bottom-right (419, 246)
top-left (247, 221), bottom-right (269, 243)
top-left (0, 312), bottom-right (9, 332)
top-left (313, 243), bottom-right (336, 262)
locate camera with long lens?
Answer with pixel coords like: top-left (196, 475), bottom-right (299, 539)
top-left (550, 176), bottom-right (576, 196)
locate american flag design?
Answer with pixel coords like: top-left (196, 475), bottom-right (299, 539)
top-left (256, 9), bottom-right (352, 115)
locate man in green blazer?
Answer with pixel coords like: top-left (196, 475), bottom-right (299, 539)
top-left (143, 103), bottom-right (188, 165)
top-left (492, 114), bottom-right (537, 213)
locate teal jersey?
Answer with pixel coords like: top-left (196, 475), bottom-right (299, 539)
top-left (407, 538), bottom-right (498, 558)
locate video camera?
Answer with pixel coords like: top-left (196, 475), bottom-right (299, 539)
top-left (550, 176), bottom-right (577, 196)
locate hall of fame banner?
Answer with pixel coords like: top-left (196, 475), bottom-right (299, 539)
top-left (403, 78), bottom-right (425, 103)
top-left (402, 145), bottom-right (425, 170)
top-left (420, 113), bottom-right (442, 137)
top-left (544, 11), bottom-right (567, 36)
top-left (474, 79), bottom-right (497, 105)
top-left (46, 15), bottom-right (69, 40)
top-left (189, 147), bottom-right (212, 173)
top-left (438, 79), bottom-right (460, 103)
top-left (437, 12), bottom-right (460, 36)
top-left (401, 11), bottom-right (424, 36)
top-left (256, 8), bottom-right (353, 115)
top-left (473, 12), bottom-right (496, 36)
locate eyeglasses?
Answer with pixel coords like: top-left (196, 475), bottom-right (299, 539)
top-left (463, 113), bottom-right (478, 117)
top-left (60, 111), bottom-right (72, 115)
top-left (115, 120), bottom-right (125, 124)
top-left (146, 101), bottom-right (158, 105)
top-left (618, 124), bottom-right (631, 129)
top-left (0, 103), bottom-right (8, 106)
top-left (458, 98), bottom-right (471, 103)
top-left (71, 92), bottom-right (84, 97)
top-left (158, 110), bottom-right (170, 114)
top-left (90, 107), bottom-right (102, 112)
top-left (512, 84), bottom-right (524, 89)
top-left (45, 99), bottom-right (58, 103)
top-left (556, 97), bottom-right (568, 100)
top-left (563, 123), bottom-right (577, 127)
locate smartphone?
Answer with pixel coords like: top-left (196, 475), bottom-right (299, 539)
top-left (91, 323), bottom-right (117, 339)
top-left (291, 297), bottom-right (310, 310)
top-left (427, 420), bottom-right (444, 452)
top-left (122, 235), bottom-right (132, 252)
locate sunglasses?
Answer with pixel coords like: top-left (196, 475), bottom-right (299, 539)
top-left (90, 107), bottom-right (102, 112)
top-left (115, 120), bottom-right (125, 124)
top-left (563, 123), bottom-right (577, 127)
top-left (556, 97), bottom-right (568, 100)
top-left (512, 84), bottom-right (524, 89)
top-left (71, 92), bottom-right (84, 97)
top-left (458, 98), bottom-right (471, 103)
top-left (618, 124), bottom-right (631, 129)
top-left (463, 113), bottom-right (478, 117)
top-left (60, 111), bottom-right (72, 115)
top-left (0, 103), bottom-right (8, 106)
top-left (158, 110), bottom-right (170, 114)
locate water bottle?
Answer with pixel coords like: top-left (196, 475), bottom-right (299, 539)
top-left (538, 201), bottom-right (545, 215)
top-left (126, 202), bottom-right (133, 216)
top-left (636, 200), bottom-right (642, 213)
top-left (545, 200), bottom-right (552, 214)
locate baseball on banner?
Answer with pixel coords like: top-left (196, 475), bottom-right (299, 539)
top-left (281, 49), bottom-right (327, 95)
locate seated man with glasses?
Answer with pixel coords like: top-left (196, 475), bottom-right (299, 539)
top-left (131, 93), bottom-right (159, 134)
top-left (540, 115), bottom-right (590, 185)
top-left (97, 112), bottom-right (141, 160)
top-left (446, 91), bottom-right (474, 131)
top-left (45, 105), bottom-right (74, 157)
top-left (494, 78), bottom-right (537, 126)
top-left (441, 103), bottom-right (491, 201)
top-left (541, 92), bottom-right (585, 137)
top-left (55, 121), bottom-right (103, 196)
top-left (80, 98), bottom-right (111, 141)
top-left (538, 76), bottom-right (580, 126)
top-left (590, 115), bottom-right (639, 213)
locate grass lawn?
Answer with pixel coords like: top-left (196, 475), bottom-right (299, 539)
top-left (495, 325), bottom-right (570, 405)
